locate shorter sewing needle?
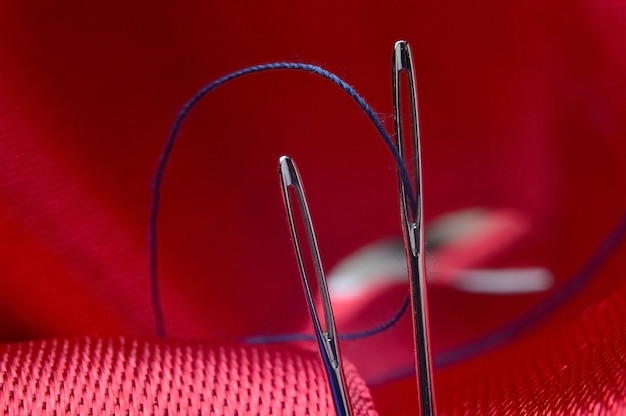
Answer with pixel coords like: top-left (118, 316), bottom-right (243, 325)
top-left (392, 40), bottom-right (436, 415)
top-left (278, 155), bottom-right (354, 416)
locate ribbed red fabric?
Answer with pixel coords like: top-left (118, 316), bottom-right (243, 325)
top-left (0, 338), bottom-right (377, 415)
top-left (371, 265), bottom-right (626, 415)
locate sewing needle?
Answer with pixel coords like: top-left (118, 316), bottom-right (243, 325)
top-left (392, 40), bottom-right (436, 415)
top-left (278, 155), bottom-right (354, 416)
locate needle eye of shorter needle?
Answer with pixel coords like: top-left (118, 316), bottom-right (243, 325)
top-left (278, 156), bottom-right (354, 416)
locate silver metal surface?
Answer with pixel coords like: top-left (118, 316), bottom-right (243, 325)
top-left (392, 40), bottom-right (436, 415)
top-left (278, 155), bottom-right (354, 416)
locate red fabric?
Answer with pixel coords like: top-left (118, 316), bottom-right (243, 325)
top-left (0, 337), bottom-right (377, 414)
top-left (0, 1), bottom-right (625, 414)
top-left (372, 254), bottom-right (626, 414)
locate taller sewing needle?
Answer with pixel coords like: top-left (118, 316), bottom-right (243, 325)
top-left (278, 155), bottom-right (354, 416)
top-left (392, 40), bottom-right (436, 415)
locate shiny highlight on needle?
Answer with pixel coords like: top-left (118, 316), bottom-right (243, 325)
top-left (279, 156), bottom-right (354, 416)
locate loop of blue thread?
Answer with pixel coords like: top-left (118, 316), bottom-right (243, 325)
top-left (150, 62), bottom-right (417, 339)
top-left (245, 295), bottom-right (411, 344)
top-left (149, 60), bottom-right (626, 373)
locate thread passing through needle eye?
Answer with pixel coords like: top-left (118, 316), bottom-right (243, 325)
top-left (278, 156), bottom-right (354, 416)
top-left (392, 40), bottom-right (436, 415)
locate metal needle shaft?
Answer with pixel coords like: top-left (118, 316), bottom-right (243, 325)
top-left (278, 155), bottom-right (354, 416)
top-left (392, 40), bottom-right (436, 416)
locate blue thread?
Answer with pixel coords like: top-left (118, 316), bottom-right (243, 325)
top-left (149, 61), bottom-right (626, 371)
top-left (150, 63), bottom-right (417, 338)
top-left (245, 294), bottom-right (411, 344)
top-left (364, 209), bottom-right (626, 385)
top-left (248, 209), bottom-right (626, 361)
top-left (434, 209), bottom-right (626, 368)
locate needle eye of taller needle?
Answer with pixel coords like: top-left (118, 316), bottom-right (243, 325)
top-left (392, 40), bottom-right (436, 415)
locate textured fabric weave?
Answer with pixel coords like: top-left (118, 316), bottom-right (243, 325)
top-left (0, 338), bottom-right (377, 415)
top-left (371, 260), bottom-right (626, 415)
